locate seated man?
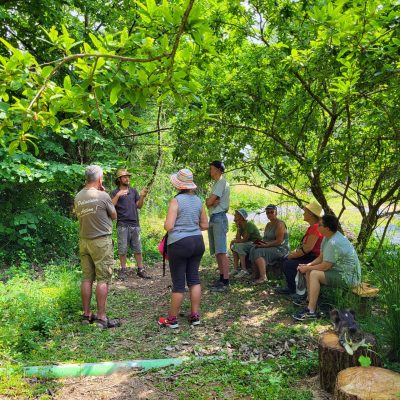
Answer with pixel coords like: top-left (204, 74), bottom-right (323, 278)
top-left (293, 214), bottom-right (361, 321)
top-left (230, 208), bottom-right (261, 278)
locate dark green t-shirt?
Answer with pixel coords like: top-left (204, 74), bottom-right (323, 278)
top-left (239, 221), bottom-right (262, 241)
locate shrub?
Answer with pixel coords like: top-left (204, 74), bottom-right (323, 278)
top-left (0, 264), bottom-right (81, 359)
top-left (372, 247), bottom-right (400, 361)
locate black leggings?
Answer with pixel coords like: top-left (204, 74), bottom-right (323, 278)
top-left (168, 235), bottom-right (205, 293)
top-left (282, 253), bottom-right (317, 292)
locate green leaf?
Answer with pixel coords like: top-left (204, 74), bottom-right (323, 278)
top-left (64, 75), bottom-right (72, 90)
top-left (110, 83), bottom-right (121, 105)
top-left (41, 66), bottom-right (54, 78)
top-left (89, 33), bottom-right (103, 49)
top-left (121, 119), bottom-right (129, 129)
top-left (358, 356), bottom-right (371, 367)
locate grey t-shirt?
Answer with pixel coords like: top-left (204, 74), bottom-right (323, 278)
top-left (74, 188), bottom-right (116, 239)
top-left (321, 231), bottom-right (361, 286)
top-left (209, 176), bottom-right (230, 215)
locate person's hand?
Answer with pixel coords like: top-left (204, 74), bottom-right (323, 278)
top-left (230, 240), bottom-right (235, 250)
top-left (297, 264), bottom-right (309, 273)
top-left (117, 189), bottom-right (129, 197)
top-left (140, 187), bottom-right (149, 197)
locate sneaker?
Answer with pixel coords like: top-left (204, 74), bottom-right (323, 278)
top-left (158, 316), bottom-right (179, 329)
top-left (137, 269), bottom-right (152, 279)
top-left (236, 270), bottom-right (249, 279)
top-left (292, 308), bottom-right (319, 321)
top-left (208, 280), bottom-right (224, 289)
top-left (188, 313), bottom-right (201, 326)
top-left (291, 294), bottom-right (308, 306)
top-left (274, 287), bottom-right (295, 295)
top-left (210, 284), bottom-right (230, 293)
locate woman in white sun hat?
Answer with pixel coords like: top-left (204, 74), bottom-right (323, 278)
top-left (158, 169), bottom-right (208, 329)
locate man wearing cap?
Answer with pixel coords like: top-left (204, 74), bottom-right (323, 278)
top-left (206, 160), bottom-right (231, 292)
top-left (231, 208), bottom-right (262, 279)
top-left (74, 165), bottom-right (120, 329)
top-left (111, 169), bottom-right (150, 280)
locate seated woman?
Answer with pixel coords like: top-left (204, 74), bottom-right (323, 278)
top-left (249, 204), bottom-right (289, 284)
top-left (275, 202), bottom-right (324, 295)
top-left (230, 208), bottom-right (261, 279)
top-left (293, 214), bottom-right (361, 321)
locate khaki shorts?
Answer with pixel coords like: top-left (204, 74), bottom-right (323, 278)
top-left (79, 236), bottom-right (114, 283)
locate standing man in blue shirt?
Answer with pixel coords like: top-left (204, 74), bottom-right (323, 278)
top-left (206, 161), bottom-right (231, 292)
top-left (111, 169), bottom-right (150, 280)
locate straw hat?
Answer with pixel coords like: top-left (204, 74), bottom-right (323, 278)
top-left (304, 201), bottom-right (324, 217)
top-left (115, 169), bottom-right (132, 185)
top-left (170, 169), bottom-right (197, 190)
top-left (235, 208), bottom-right (248, 220)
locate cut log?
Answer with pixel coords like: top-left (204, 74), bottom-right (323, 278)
top-left (335, 366), bottom-right (400, 400)
top-left (319, 331), bottom-right (381, 394)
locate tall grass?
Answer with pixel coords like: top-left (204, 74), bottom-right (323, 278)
top-left (372, 247), bottom-right (400, 361)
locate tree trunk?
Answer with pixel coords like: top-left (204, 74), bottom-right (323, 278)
top-left (319, 331), bottom-right (381, 394)
top-left (334, 366), bottom-right (400, 400)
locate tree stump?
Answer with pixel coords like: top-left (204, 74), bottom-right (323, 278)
top-left (319, 331), bottom-right (381, 394)
top-left (335, 366), bottom-right (400, 400)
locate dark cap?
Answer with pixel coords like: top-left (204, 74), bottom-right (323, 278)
top-left (265, 204), bottom-right (277, 210)
top-left (210, 160), bottom-right (225, 172)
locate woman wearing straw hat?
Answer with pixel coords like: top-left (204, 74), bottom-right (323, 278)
top-left (275, 201), bottom-right (324, 295)
top-left (158, 169), bottom-right (209, 329)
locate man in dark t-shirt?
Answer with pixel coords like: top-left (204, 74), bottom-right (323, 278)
top-left (111, 169), bottom-right (150, 280)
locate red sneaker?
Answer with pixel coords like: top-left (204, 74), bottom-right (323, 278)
top-left (158, 316), bottom-right (179, 329)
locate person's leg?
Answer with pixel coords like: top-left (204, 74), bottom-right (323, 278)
top-left (91, 236), bottom-right (114, 321)
top-left (81, 280), bottom-right (93, 316)
top-left (239, 254), bottom-right (247, 271)
top-left (95, 282), bottom-right (108, 321)
top-left (254, 257), bottom-right (267, 283)
top-left (232, 250), bottom-right (239, 271)
top-left (167, 239), bottom-right (189, 317)
top-left (186, 236), bottom-right (205, 315)
top-left (79, 238), bottom-right (96, 317)
top-left (213, 214), bottom-right (229, 281)
top-left (216, 253), bottom-right (229, 279)
top-left (134, 252), bottom-right (143, 268)
top-left (307, 270), bottom-right (326, 312)
top-left (117, 225), bottom-right (128, 275)
top-left (282, 254), bottom-right (315, 293)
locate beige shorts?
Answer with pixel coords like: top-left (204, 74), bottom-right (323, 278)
top-left (79, 236), bottom-right (114, 283)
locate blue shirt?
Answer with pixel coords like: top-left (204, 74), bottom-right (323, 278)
top-left (167, 194), bottom-right (202, 245)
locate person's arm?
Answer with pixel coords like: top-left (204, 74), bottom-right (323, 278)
top-left (164, 198), bottom-right (178, 232)
top-left (199, 206), bottom-right (209, 230)
top-left (288, 233), bottom-right (319, 259)
top-left (258, 221), bottom-right (285, 248)
top-left (206, 194), bottom-right (219, 208)
top-left (298, 259), bottom-right (332, 273)
top-left (111, 189), bottom-right (128, 206)
top-left (136, 188), bottom-right (148, 209)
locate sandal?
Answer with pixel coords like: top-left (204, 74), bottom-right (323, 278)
top-left (95, 317), bottom-right (121, 329)
top-left (81, 313), bottom-right (96, 325)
